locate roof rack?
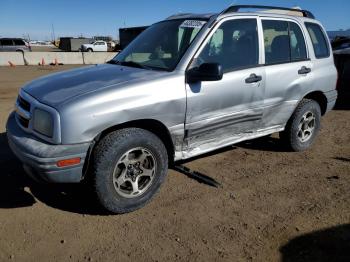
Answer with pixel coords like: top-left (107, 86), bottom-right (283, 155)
top-left (221, 5), bottom-right (315, 19)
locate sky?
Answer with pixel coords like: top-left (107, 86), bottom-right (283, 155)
top-left (1, 0), bottom-right (349, 40)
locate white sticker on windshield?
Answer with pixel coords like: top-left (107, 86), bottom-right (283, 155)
top-left (180, 20), bottom-right (206, 29)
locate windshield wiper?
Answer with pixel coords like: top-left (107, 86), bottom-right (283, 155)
top-left (109, 60), bottom-right (148, 70)
top-left (107, 60), bottom-right (119, 65)
top-left (107, 60), bottom-right (169, 71)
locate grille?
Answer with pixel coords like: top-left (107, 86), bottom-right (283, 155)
top-left (17, 114), bottom-right (29, 128)
top-left (18, 95), bottom-right (31, 111)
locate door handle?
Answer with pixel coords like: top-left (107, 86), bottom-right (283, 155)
top-left (245, 73), bottom-right (262, 84)
top-left (298, 66), bottom-right (311, 75)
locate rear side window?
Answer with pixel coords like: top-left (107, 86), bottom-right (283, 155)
top-left (263, 20), bottom-right (290, 64)
top-left (305, 23), bottom-right (330, 58)
top-left (263, 20), bottom-right (308, 65)
top-left (13, 39), bottom-right (25, 46)
top-left (1, 39), bottom-right (13, 46)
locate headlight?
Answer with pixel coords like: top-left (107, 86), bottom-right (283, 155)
top-left (33, 109), bottom-right (53, 137)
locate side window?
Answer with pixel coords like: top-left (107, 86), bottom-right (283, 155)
top-left (263, 20), bottom-right (290, 64)
top-left (207, 28), bottom-right (223, 57)
top-left (263, 20), bottom-right (308, 64)
top-left (289, 22), bottom-right (307, 61)
top-left (195, 19), bottom-right (259, 73)
top-left (305, 23), bottom-right (330, 58)
top-left (1, 39), bottom-right (13, 46)
top-left (14, 39), bottom-right (25, 46)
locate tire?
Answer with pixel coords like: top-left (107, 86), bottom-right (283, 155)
top-left (92, 128), bottom-right (168, 214)
top-left (280, 99), bottom-right (321, 152)
top-left (87, 48), bottom-right (93, 52)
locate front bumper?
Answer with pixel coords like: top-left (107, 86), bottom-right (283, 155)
top-left (6, 112), bottom-right (91, 183)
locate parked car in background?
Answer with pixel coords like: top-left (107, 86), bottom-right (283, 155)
top-left (7, 5), bottom-right (337, 214)
top-left (0, 38), bottom-right (31, 52)
top-left (332, 36), bottom-right (350, 51)
top-left (81, 41), bottom-right (108, 52)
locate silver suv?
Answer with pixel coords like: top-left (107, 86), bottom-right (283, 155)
top-left (7, 5), bottom-right (337, 214)
top-left (0, 38), bottom-right (31, 52)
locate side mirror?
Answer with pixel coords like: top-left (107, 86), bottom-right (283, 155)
top-left (186, 63), bottom-right (223, 83)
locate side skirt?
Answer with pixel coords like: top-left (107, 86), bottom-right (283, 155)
top-left (174, 125), bottom-right (284, 161)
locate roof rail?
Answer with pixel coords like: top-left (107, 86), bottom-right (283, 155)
top-left (221, 5), bottom-right (315, 19)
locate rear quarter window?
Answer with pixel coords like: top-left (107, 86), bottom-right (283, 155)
top-left (13, 39), bottom-right (25, 46)
top-left (305, 23), bottom-right (330, 58)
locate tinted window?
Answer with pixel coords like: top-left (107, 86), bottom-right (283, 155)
top-left (263, 20), bottom-right (308, 64)
top-left (263, 20), bottom-right (290, 64)
top-left (13, 39), bottom-right (25, 46)
top-left (289, 22), bottom-right (307, 61)
top-left (305, 23), bottom-right (330, 58)
top-left (1, 39), bottom-right (13, 46)
top-left (195, 19), bottom-right (259, 72)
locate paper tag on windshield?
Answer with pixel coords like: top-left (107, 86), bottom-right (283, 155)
top-left (180, 20), bottom-right (206, 29)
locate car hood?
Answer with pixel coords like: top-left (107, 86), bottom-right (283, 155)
top-left (23, 64), bottom-right (165, 107)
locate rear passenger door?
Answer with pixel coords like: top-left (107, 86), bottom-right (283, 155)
top-left (261, 18), bottom-right (313, 129)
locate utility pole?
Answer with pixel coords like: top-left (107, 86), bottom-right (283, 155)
top-left (51, 23), bottom-right (56, 42)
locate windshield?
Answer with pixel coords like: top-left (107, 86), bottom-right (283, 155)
top-left (111, 19), bottom-right (207, 71)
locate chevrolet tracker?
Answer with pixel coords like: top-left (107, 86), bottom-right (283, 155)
top-left (7, 5), bottom-right (337, 213)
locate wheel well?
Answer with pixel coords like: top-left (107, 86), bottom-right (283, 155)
top-left (96, 119), bottom-right (175, 164)
top-left (304, 91), bottom-right (327, 115)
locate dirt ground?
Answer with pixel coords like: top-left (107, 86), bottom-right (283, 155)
top-left (0, 66), bottom-right (349, 262)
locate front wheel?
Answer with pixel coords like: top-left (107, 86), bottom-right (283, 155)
top-left (92, 128), bottom-right (168, 214)
top-left (280, 99), bottom-right (321, 152)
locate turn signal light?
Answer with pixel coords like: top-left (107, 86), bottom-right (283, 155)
top-left (57, 158), bottom-right (81, 167)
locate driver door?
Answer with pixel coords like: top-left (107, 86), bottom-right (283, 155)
top-left (184, 17), bottom-right (265, 156)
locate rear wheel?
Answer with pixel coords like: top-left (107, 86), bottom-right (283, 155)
top-left (280, 99), bottom-right (321, 151)
top-left (92, 128), bottom-right (168, 214)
